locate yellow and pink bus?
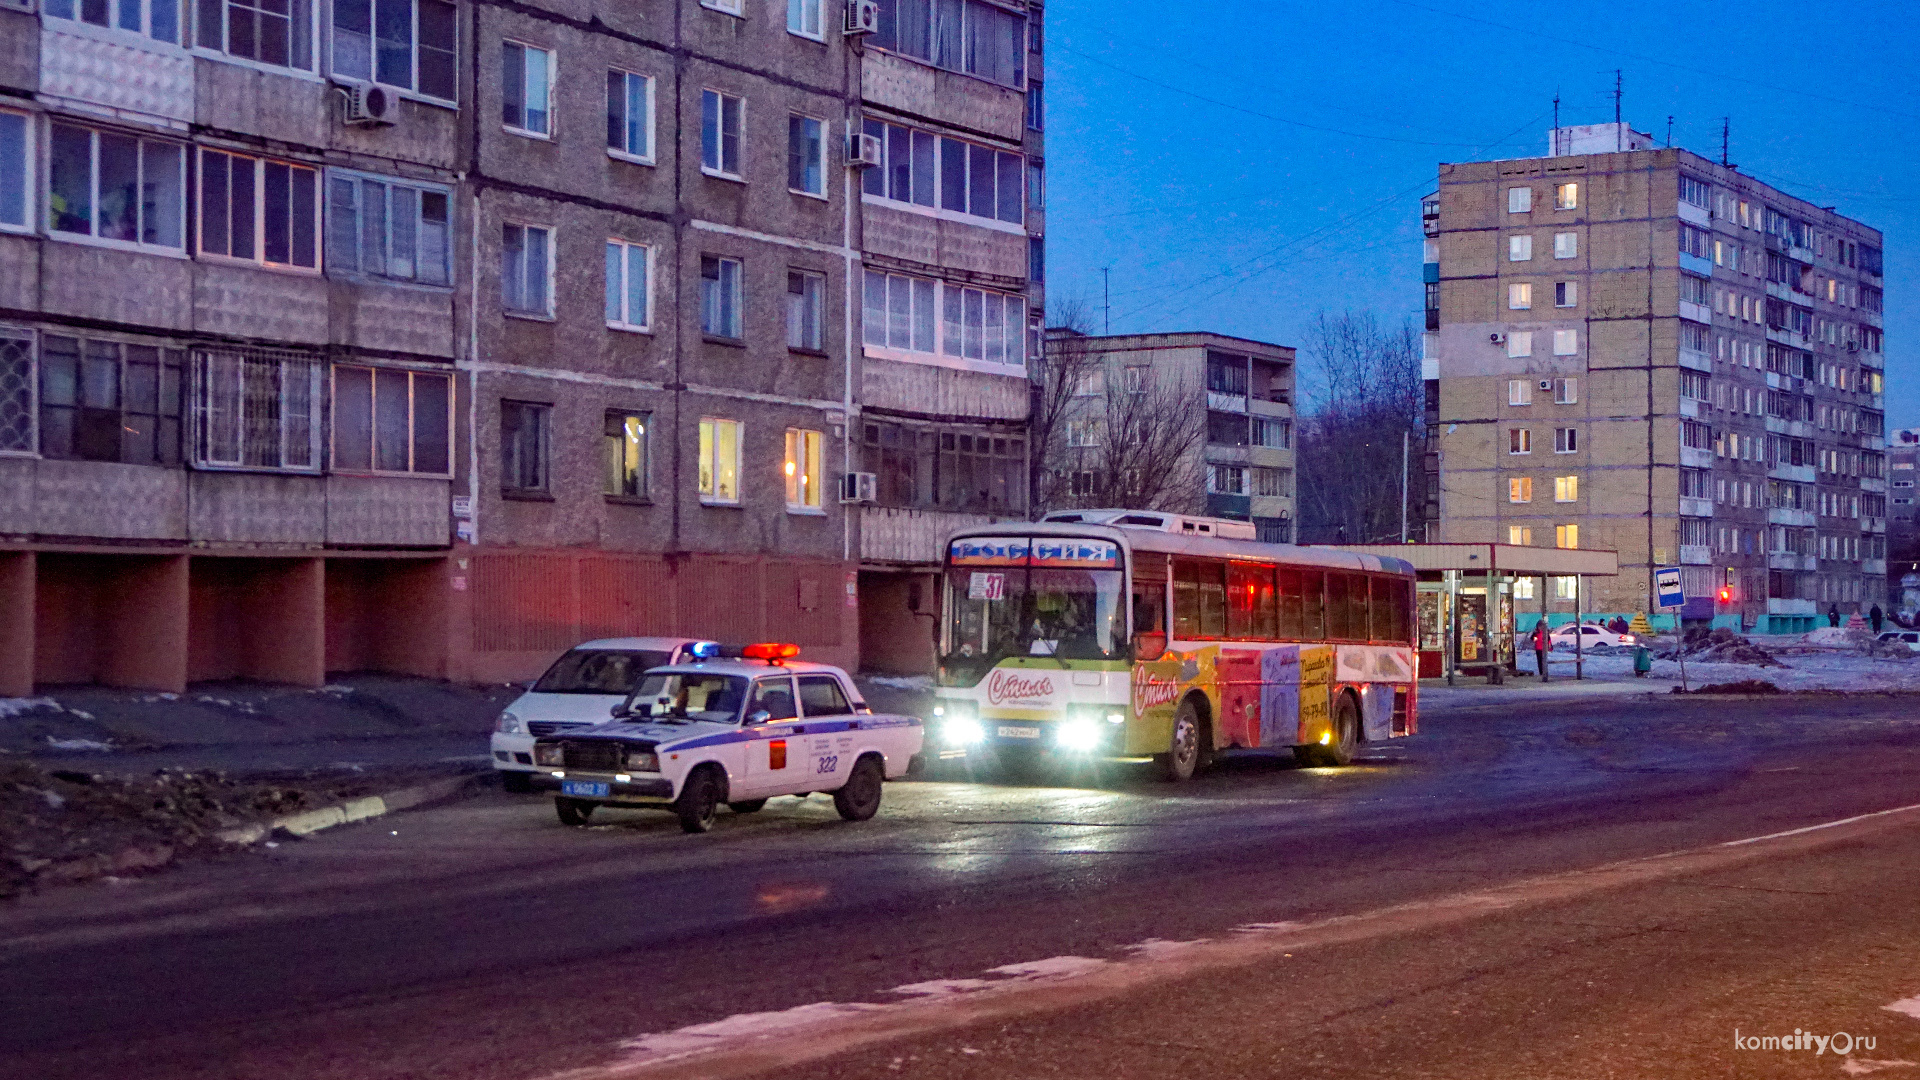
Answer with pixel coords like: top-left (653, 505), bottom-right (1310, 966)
top-left (933, 511), bottom-right (1418, 779)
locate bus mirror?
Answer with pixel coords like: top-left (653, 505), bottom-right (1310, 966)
top-left (1134, 633), bottom-right (1167, 662)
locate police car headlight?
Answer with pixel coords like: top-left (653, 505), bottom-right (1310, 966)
top-left (1055, 720), bottom-right (1103, 752)
top-left (943, 717), bottom-right (984, 746)
top-left (496, 711), bottom-right (525, 735)
top-left (533, 743), bottom-right (564, 767)
top-left (625, 748), bottom-right (659, 773)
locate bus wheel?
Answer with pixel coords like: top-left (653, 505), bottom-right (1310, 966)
top-left (1295, 692), bottom-right (1359, 768)
top-left (1160, 700), bottom-right (1204, 782)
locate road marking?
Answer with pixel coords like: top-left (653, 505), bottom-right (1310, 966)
top-left (539, 801), bottom-right (1920, 1080)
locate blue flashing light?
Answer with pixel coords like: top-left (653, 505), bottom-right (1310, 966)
top-left (688, 641), bottom-right (722, 659)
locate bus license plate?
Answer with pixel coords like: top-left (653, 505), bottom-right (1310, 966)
top-left (996, 725), bottom-right (1041, 739)
top-left (561, 780), bottom-right (610, 797)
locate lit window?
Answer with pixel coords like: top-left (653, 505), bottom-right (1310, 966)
top-left (502, 41), bottom-right (553, 137)
top-left (1513, 576), bottom-right (1536, 598)
top-left (1554, 183), bottom-right (1578, 210)
top-left (702, 89), bottom-right (745, 178)
top-left (1509, 235), bottom-right (1533, 261)
top-left (1509, 477), bottom-right (1532, 503)
top-left (1508, 526), bottom-right (1532, 546)
top-left (1555, 524), bottom-right (1579, 549)
top-left (784, 428), bottom-right (825, 510)
top-left (1508, 187), bottom-right (1532, 213)
top-left (1553, 231), bottom-right (1578, 259)
top-left (1554, 575), bottom-right (1578, 598)
top-left (1508, 282), bottom-right (1532, 310)
top-left (699, 417), bottom-right (742, 503)
top-left (1554, 475), bottom-right (1578, 502)
top-left (603, 411), bottom-right (649, 499)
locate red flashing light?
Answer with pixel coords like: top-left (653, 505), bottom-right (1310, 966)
top-left (742, 642), bottom-right (801, 663)
top-left (1718, 587), bottom-right (1733, 603)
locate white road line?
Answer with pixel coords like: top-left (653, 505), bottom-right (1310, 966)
top-left (540, 801), bottom-right (1920, 1080)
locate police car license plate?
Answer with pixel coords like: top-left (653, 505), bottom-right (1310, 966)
top-left (561, 780), bottom-right (610, 797)
top-left (996, 725), bottom-right (1041, 739)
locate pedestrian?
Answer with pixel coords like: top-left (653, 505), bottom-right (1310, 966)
top-left (1829, 605), bottom-right (1841, 628)
top-left (1609, 615), bottom-right (1629, 635)
top-left (1531, 620), bottom-right (1549, 679)
top-left (1871, 604), bottom-right (1884, 633)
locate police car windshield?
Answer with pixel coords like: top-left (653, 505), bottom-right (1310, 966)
top-left (625, 673), bottom-right (748, 723)
top-left (533, 649), bottom-right (672, 694)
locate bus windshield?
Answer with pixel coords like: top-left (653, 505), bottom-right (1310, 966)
top-left (942, 566), bottom-right (1127, 677)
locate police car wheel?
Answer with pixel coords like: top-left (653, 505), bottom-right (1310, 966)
top-left (675, 768), bottom-right (722, 833)
top-left (555, 798), bottom-right (595, 827)
top-left (833, 756), bottom-right (885, 822)
top-left (728, 799), bottom-right (768, 814)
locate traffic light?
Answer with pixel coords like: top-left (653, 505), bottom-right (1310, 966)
top-left (1718, 585), bottom-right (1733, 604)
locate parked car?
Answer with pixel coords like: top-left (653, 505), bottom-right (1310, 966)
top-left (1877, 630), bottom-right (1920, 652)
top-left (492, 638), bottom-right (714, 792)
top-left (1548, 623), bottom-right (1638, 649)
top-left (530, 643), bottom-right (925, 832)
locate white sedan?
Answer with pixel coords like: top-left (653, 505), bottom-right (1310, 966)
top-left (1548, 624), bottom-right (1638, 649)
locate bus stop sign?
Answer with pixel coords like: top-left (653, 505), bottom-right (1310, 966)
top-left (1655, 566), bottom-right (1685, 609)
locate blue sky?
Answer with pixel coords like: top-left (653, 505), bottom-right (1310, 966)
top-left (1042, 0), bottom-right (1920, 427)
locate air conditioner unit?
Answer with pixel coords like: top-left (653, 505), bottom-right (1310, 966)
top-left (1489, 332), bottom-right (1507, 345)
top-left (343, 83), bottom-right (398, 126)
top-left (844, 0), bottom-right (880, 35)
top-left (847, 131), bottom-right (883, 169)
top-left (1538, 379), bottom-right (1553, 391)
top-left (842, 471), bottom-right (877, 503)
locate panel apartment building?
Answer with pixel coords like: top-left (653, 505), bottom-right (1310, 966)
top-left (0, 0), bottom-right (1042, 693)
top-left (1421, 123), bottom-right (1889, 632)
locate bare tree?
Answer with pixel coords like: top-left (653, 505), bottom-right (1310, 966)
top-left (1033, 338), bottom-right (1206, 516)
top-left (1294, 309), bottom-right (1424, 545)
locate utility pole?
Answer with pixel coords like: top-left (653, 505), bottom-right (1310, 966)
top-left (1101, 266), bottom-right (1110, 335)
top-left (1400, 430), bottom-right (1410, 543)
top-left (1551, 94), bottom-right (1560, 154)
top-left (1721, 118), bottom-right (1734, 168)
top-left (1613, 69), bottom-right (1623, 150)
top-left (1665, 115), bottom-right (1673, 147)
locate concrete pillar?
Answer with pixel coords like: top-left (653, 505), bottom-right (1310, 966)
top-left (244, 558), bottom-right (326, 687)
top-left (0, 551), bottom-right (32, 697)
top-left (101, 555), bottom-right (189, 693)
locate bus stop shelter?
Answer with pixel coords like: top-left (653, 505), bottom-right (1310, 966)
top-left (1328, 544), bottom-right (1620, 682)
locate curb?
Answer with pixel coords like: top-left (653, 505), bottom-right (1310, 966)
top-left (216, 770), bottom-right (491, 845)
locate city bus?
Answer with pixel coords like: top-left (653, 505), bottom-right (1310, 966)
top-left (933, 510), bottom-right (1418, 779)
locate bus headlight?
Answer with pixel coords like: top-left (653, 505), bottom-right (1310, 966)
top-left (943, 717), bottom-right (985, 746)
top-left (1056, 720), bottom-right (1103, 752)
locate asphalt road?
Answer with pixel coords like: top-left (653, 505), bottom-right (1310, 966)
top-left (7, 690), bottom-right (1920, 1080)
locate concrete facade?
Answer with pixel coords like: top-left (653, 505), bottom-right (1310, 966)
top-left (0, 0), bottom-right (1044, 689)
top-left (1422, 127), bottom-right (1888, 632)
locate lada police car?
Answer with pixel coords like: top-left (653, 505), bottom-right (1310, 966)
top-left (529, 643), bottom-right (925, 833)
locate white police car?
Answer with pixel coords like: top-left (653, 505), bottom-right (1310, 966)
top-left (530, 643), bottom-right (925, 832)
top-left (492, 637), bottom-right (714, 792)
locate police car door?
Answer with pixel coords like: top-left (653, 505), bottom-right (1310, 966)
top-left (742, 675), bottom-right (803, 797)
top-left (796, 674), bottom-right (856, 787)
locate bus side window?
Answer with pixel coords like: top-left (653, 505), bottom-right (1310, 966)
top-left (1198, 561), bottom-right (1227, 638)
top-left (1387, 577), bottom-right (1412, 643)
top-left (1173, 561), bottom-right (1200, 638)
top-left (1254, 565), bottom-right (1277, 638)
top-left (1326, 573), bottom-right (1350, 641)
top-left (1301, 570), bottom-right (1326, 640)
top-left (1276, 567), bottom-right (1303, 638)
top-left (1354, 573), bottom-right (1375, 642)
top-left (1226, 562), bottom-right (1275, 639)
top-left (1133, 571), bottom-right (1167, 660)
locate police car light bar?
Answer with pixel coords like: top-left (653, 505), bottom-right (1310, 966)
top-left (741, 642), bottom-right (801, 662)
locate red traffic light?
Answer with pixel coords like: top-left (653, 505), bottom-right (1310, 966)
top-left (1718, 587), bottom-right (1733, 603)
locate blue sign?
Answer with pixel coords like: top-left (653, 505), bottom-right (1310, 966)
top-left (1655, 566), bottom-right (1685, 609)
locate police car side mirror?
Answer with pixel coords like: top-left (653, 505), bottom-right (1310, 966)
top-left (746, 709), bottom-right (771, 726)
top-left (610, 703), bottom-right (628, 719)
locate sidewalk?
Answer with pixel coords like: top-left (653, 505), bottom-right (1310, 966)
top-left (1423, 644), bottom-right (1920, 708)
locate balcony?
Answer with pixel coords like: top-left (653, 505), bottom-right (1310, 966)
top-left (1679, 349), bottom-right (1712, 373)
top-left (1865, 559), bottom-right (1887, 575)
top-left (1680, 252), bottom-right (1714, 277)
top-left (1679, 497), bottom-right (1714, 518)
top-left (1679, 301), bottom-right (1712, 324)
top-left (1206, 391), bottom-right (1248, 414)
top-left (1769, 463), bottom-right (1816, 483)
top-left (1767, 598), bottom-right (1817, 615)
top-left (1206, 492), bottom-right (1252, 519)
top-left (1768, 553), bottom-right (1817, 571)
top-left (1679, 544), bottom-right (1711, 565)
top-left (1680, 447), bottom-right (1716, 468)
top-left (1767, 507), bottom-right (1817, 527)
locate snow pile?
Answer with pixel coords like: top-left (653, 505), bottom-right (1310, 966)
top-left (1796, 626), bottom-right (1909, 658)
top-left (1657, 627), bottom-right (1782, 667)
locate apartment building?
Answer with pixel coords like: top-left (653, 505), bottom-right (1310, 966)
top-left (1421, 122), bottom-right (1889, 633)
top-left (1891, 428), bottom-right (1918, 524)
top-left (852, 0), bottom-right (1043, 674)
top-left (1038, 331), bottom-right (1296, 541)
top-left (0, 0), bottom-right (1041, 693)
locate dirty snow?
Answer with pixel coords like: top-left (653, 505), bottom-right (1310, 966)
top-left (0, 698), bottom-right (64, 719)
top-left (44, 737), bottom-right (115, 752)
top-left (1540, 650), bottom-right (1920, 693)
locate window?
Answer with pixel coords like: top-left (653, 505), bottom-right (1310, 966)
top-left (1553, 329), bottom-right (1578, 356)
top-left (1555, 523), bottom-right (1579, 549)
top-left (1554, 183), bottom-right (1577, 210)
top-left (1554, 576), bottom-right (1578, 600)
top-left (1026, 79), bottom-right (1043, 130)
top-left (1507, 187), bottom-right (1532, 213)
top-left (1554, 427), bottom-right (1578, 454)
top-left (1068, 470), bottom-right (1098, 497)
top-left (1066, 418), bottom-right (1102, 447)
top-left (701, 255), bottom-right (744, 339)
top-left (1207, 464), bottom-right (1246, 495)
top-left (861, 270), bottom-right (1025, 367)
top-left (784, 428), bottom-right (824, 511)
top-left (1508, 525), bottom-right (1532, 546)
top-left (603, 410), bottom-right (649, 500)
top-left (1506, 331), bottom-right (1532, 358)
top-left (702, 0), bottom-right (744, 13)
top-left (1249, 466), bottom-right (1290, 497)
top-left (606, 70), bottom-right (655, 162)
top-left (1508, 235), bottom-right (1532, 261)
top-left (1508, 476), bottom-right (1532, 503)
top-left (786, 270), bottom-right (825, 351)
top-left (1508, 282), bottom-right (1532, 310)
top-left (500, 400), bottom-right (549, 494)
top-left (1029, 236), bottom-right (1045, 283)
top-left (1555, 281), bottom-right (1577, 307)
top-left (1681, 420), bottom-right (1710, 450)
top-left (0, 329), bottom-right (29, 455)
top-left (38, 335), bottom-right (184, 466)
top-left (196, 0), bottom-right (314, 71)
top-left (701, 90), bottom-right (744, 178)
top-left (861, 419), bottom-right (1026, 513)
top-left (859, 118), bottom-right (1023, 226)
top-left (788, 115), bottom-right (824, 196)
top-left (786, 0), bottom-right (822, 37)
top-left (605, 240), bottom-right (652, 331)
top-left (1679, 223), bottom-right (1711, 260)
top-left (198, 148), bottom-right (318, 269)
top-left (1553, 232), bottom-right (1578, 259)
top-left (698, 417), bottom-right (741, 503)
top-left (871, 0), bottom-right (1026, 88)
top-left (501, 223), bottom-right (553, 316)
top-left (45, 0), bottom-right (181, 41)
top-left (0, 112), bottom-right (26, 231)
top-left (330, 364), bottom-right (451, 476)
top-left (1250, 416), bottom-right (1289, 448)
top-left (798, 674), bottom-right (853, 717)
top-left (1680, 273), bottom-right (1709, 307)
top-left (1507, 379), bottom-right (1532, 406)
top-left (49, 125), bottom-right (185, 252)
top-left (189, 347), bottom-right (321, 471)
top-left (1028, 160), bottom-right (1044, 211)
top-left (326, 172), bottom-right (450, 285)
top-left (1680, 175), bottom-right (1710, 208)
top-left (332, 0), bottom-right (456, 101)
top-left (1508, 428), bottom-right (1531, 455)
top-left (1554, 377), bottom-right (1577, 404)
top-left (502, 42), bottom-right (553, 136)
top-left (1554, 475), bottom-right (1578, 502)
